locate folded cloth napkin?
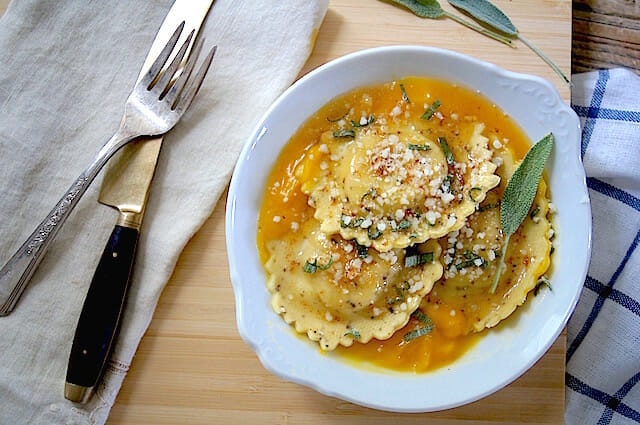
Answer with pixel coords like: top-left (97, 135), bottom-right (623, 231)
top-left (566, 68), bottom-right (640, 424)
top-left (0, 0), bottom-right (327, 423)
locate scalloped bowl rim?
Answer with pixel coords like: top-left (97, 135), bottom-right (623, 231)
top-left (226, 45), bottom-right (591, 412)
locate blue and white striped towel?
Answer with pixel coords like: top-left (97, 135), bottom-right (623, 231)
top-left (566, 68), bottom-right (640, 424)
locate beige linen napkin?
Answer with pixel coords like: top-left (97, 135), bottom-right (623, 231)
top-left (0, 0), bottom-right (328, 423)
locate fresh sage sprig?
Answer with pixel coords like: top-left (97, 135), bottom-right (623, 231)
top-left (490, 133), bottom-right (554, 294)
top-left (447, 0), bottom-right (570, 85)
top-left (388, 0), bottom-right (513, 46)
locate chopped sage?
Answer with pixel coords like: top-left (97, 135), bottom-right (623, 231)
top-left (361, 188), bottom-right (377, 202)
top-left (303, 261), bottom-right (316, 273)
top-left (405, 308), bottom-right (434, 341)
top-left (403, 324), bottom-right (434, 342)
top-left (333, 129), bottom-right (355, 138)
top-left (398, 219), bottom-right (412, 230)
top-left (405, 252), bottom-right (434, 268)
top-left (344, 328), bottom-right (361, 339)
top-left (355, 241), bottom-right (368, 258)
top-left (455, 257), bottom-right (486, 270)
top-left (387, 285), bottom-right (407, 305)
top-left (438, 136), bottom-right (454, 165)
top-left (411, 309), bottom-right (432, 325)
top-left (420, 99), bottom-right (441, 120)
top-left (368, 225), bottom-right (383, 240)
top-left (534, 276), bottom-right (552, 296)
top-left (408, 143), bottom-right (431, 151)
top-left (478, 202), bottom-right (500, 212)
top-left (462, 249), bottom-right (475, 259)
top-left (341, 215), bottom-right (364, 229)
top-left (469, 187), bottom-right (482, 202)
top-left (303, 255), bottom-right (333, 273)
top-left (441, 174), bottom-right (454, 193)
top-left (400, 83), bottom-right (411, 103)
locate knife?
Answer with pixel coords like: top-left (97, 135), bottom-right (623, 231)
top-left (64, 0), bottom-right (215, 403)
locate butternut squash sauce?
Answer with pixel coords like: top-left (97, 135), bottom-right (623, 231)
top-left (258, 77), bottom-right (536, 372)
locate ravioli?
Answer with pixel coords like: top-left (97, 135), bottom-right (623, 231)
top-left (300, 120), bottom-right (500, 252)
top-left (265, 219), bottom-right (443, 350)
top-left (257, 77), bottom-right (556, 371)
top-left (421, 149), bottom-right (552, 334)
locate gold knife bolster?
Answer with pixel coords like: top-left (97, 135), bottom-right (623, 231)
top-left (64, 382), bottom-right (93, 404)
top-left (116, 210), bottom-right (144, 230)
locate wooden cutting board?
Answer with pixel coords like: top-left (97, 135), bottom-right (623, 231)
top-left (103, 0), bottom-right (569, 423)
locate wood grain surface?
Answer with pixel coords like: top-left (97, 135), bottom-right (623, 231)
top-left (109, 1), bottom-right (572, 424)
top-left (0, 0), bottom-right (629, 423)
top-left (573, 0), bottom-right (640, 73)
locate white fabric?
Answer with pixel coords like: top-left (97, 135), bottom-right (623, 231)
top-left (0, 1), bottom-right (328, 423)
top-left (566, 69), bottom-right (640, 424)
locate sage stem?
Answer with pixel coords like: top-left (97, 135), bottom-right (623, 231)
top-left (490, 233), bottom-right (510, 294)
top-left (517, 34), bottom-right (571, 85)
top-left (444, 11), bottom-right (514, 47)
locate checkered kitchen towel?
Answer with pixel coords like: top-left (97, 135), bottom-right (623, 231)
top-left (566, 68), bottom-right (640, 424)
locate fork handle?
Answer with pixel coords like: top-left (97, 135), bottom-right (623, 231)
top-left (0, 126), bottom-right (138, 316)
top-left (65, 223), bottom-right (138, 403)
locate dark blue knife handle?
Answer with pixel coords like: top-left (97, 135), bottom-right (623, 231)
top-left (65, 224), bottom-right (138, 400)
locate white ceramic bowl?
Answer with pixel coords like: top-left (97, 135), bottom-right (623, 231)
top-left (226, 46), bottom-right (591, 412)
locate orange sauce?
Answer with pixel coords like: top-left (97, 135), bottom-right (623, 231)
top-left (257, 77), bottom-right (532, 372)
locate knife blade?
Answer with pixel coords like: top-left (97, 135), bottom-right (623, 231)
top-left (64, 0), bottom-right (215, 403)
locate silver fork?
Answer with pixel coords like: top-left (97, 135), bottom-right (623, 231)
top-left (0, 22), bottom-right (216, 316)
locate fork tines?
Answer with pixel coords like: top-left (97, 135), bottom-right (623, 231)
top-left (143, 21), bottom-right (217, 112)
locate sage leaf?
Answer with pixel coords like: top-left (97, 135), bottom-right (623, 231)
top-left (500, 133), bottom-right (553, 235)
top-left (490, 133), bottom-right (554, 293)
top-left (447, 0), bottom-right (570, 84)
top-left (389, 0), bottom-right (444, 18)
top-left (386, 0), bottom-right (512, 46)
top-left (448, 0), bottom-right (517, 36)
